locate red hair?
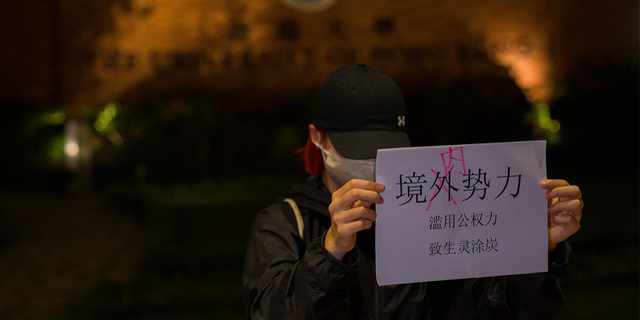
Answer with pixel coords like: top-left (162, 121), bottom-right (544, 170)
top-left (299, 128), bottom-right (325, 177)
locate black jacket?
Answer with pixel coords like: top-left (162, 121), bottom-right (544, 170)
top-left (242, 176), bottom-right (570, 320)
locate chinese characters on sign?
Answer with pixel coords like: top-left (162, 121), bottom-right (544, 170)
top-left (429, 212), bottom-right (498, 230)
top-left (394, 150), bottom-right (524, 259)
top-left (395, 166), bottom-right (522, 207)
top-left (375, 141), bottom-right (548, 286)
top-left (428, 237), bottom-right (499, 256)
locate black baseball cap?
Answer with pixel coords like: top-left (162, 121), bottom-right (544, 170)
top-left (312, 64), bottom-right (411, 159)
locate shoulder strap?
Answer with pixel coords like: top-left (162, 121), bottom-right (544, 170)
top-left (284, 198), bottom-right (304, 240)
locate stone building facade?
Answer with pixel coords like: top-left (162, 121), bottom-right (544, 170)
top-left (1, 0), bottom-right (637, 115)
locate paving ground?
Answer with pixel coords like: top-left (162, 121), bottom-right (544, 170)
top-left (0, 177), bottom-right (637, 320)
top-left (0, 193), bottom-right (145, 320)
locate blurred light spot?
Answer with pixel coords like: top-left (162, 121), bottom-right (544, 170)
top-left (95, 102), bottom-right (119, 132)
top-left (546, 131), bottom-right (561, 145)
top-left (530, 102), bottom-right (562, 144)
top-left (25, 109), bottom-right (67, 137)
top-left (548, 119), bottom-right (561, 133)
top-left (45, 111), bottom-right (66, 125)
top-left (534, 103), bottom-right (551, 128)
top-left (50, 135), bottom-right (66, 163)
top-left (65, 141), bottom-right (79, 157)
top-left (106, 130), bottom-right (124, 147)
top-left (65, 119), bottom-right (80, 170)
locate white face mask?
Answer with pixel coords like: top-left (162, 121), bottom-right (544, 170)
top-left (314, 140), bottom-right (376, 186)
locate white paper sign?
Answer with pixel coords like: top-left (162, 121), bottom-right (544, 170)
top-left (375, 140), bottom-right (548, 286)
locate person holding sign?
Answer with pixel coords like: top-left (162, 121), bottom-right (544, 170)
top-left (242, 64), bottom-right (583, 319)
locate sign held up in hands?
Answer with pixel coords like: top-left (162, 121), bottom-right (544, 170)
top-left (375, 141), bottom-right (548, 286)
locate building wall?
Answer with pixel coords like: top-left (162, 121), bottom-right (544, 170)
top-left (0, 1), bottom-right (57, 104)
top-left (1, 0), bottom-right (637, 114)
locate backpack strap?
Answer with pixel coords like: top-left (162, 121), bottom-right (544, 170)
top-left (284, 198), bottom-right (304, 240)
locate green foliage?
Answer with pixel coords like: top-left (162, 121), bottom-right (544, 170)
top-left (0, 102), bottom-right (71, 192)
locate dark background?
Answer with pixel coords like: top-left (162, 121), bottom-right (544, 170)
top-left (0, 0), bottom-right (637, 319)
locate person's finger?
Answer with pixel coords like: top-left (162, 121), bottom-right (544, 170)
top-left (333, 179), bottom-right (385, 198)
top-left (548, 213), bottom-right (581, 232)
top-left (551, 214), bottom-right (580, 225)
top-left (351, 199), bottom-right (377, 208)
top-left (333, 206), bottom-right (377, 224)
top-left (332, 213), bottom-right (375, 240)
top-left (341, 219), bottom-right (374, 235)
top-left (344, 188), bottom-right (384, 204)
top-left (544, 185), bottom-right (582, 200)
top-left (541, 179), bottom-right (569, 190)
top-left (330, 188), bottom-right (384, 213)
top-left (548, 198), bottom-right (584, 214)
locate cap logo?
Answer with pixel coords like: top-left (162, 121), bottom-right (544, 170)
top-left (398, 115), bottom-right (405, 127)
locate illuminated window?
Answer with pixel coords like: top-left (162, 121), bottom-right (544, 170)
top-left (173, 53), bottom-right (201, 70)
top-left (230, 22), bottom-right (248, 40)
top-left (404, 47), bottom-right (425, 63)
top-left (104, 50), bottom-right (119, 69)
top-left (279, 19), bottom-right (299, 41)
top-left (370, 46), bottom-right (395, 61)
top-left (373, 18), bottom-right (394, 36)
top-left (83, 51), bottom-right (96, 67)
top-left (125, 54), bottom-right (136, 70)
top-left (329, 20), bottom-right (344, 38)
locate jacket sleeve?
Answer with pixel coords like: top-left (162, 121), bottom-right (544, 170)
top-left (242, 204), bottom-right (359, 320)
top-left (441, 241), bottom-right (572, 320)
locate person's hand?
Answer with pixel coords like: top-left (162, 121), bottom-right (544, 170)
top-left (542, 179), bottom-right (583, 254)
top-left (324, 179), bottom-right (385, 260)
